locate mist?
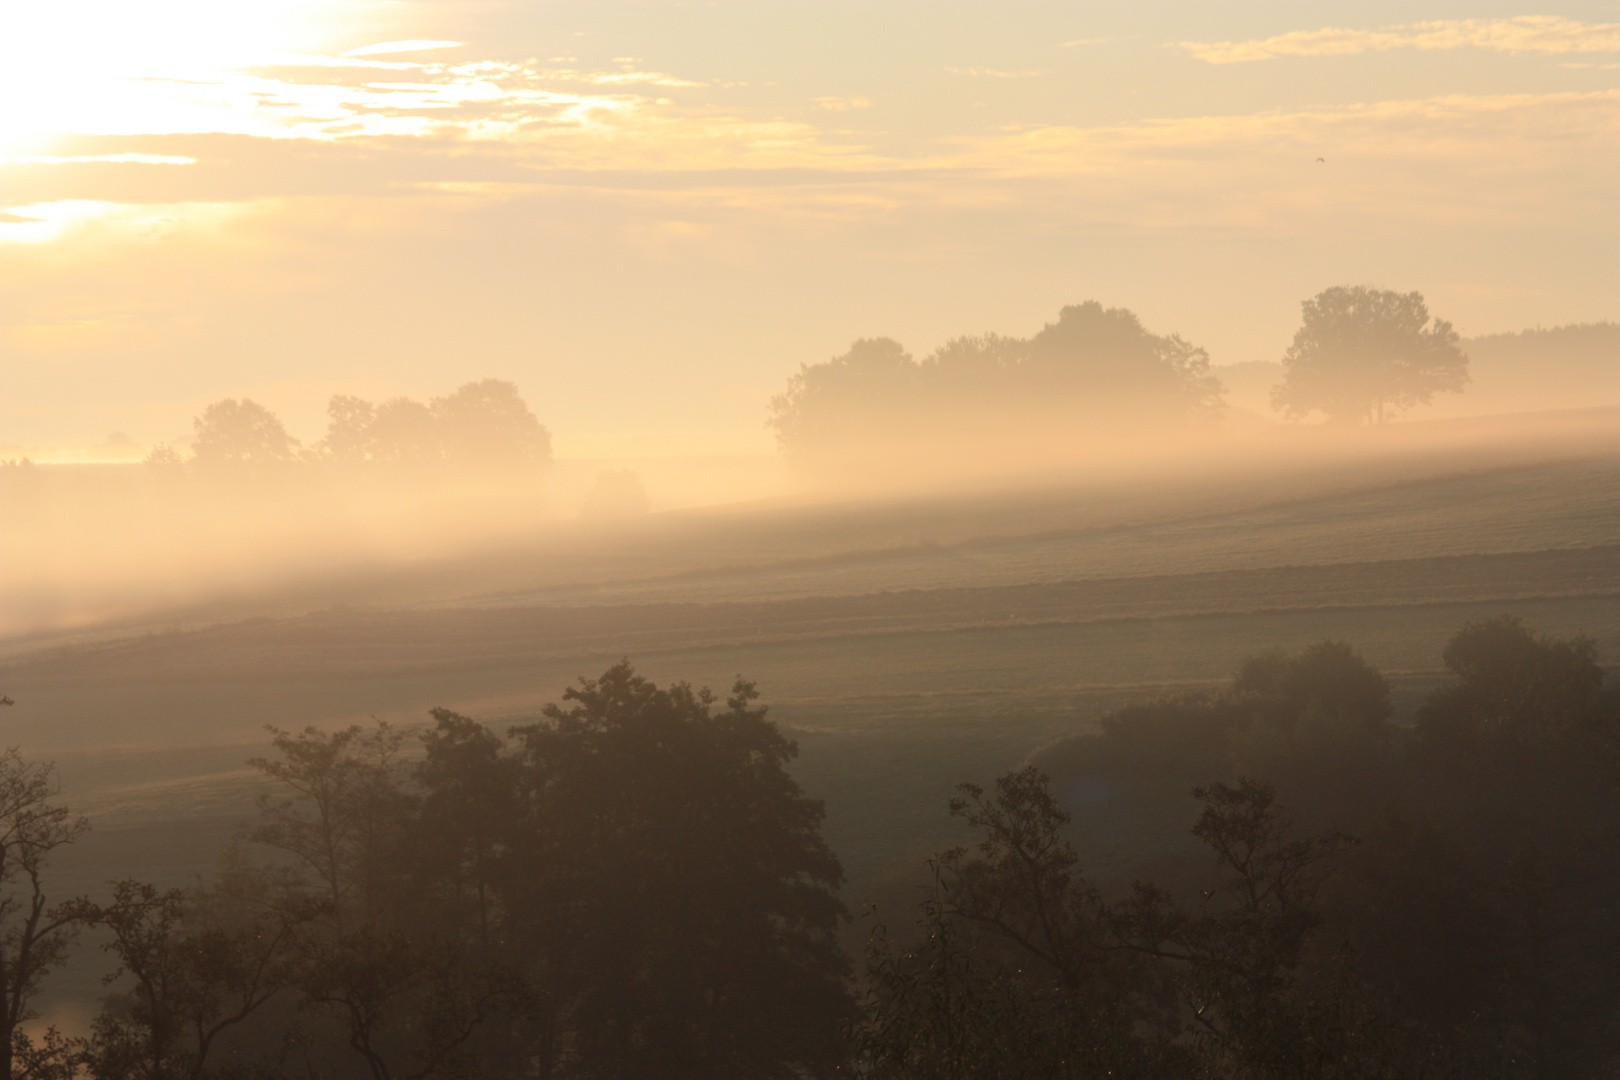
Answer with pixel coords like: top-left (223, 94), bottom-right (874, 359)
top-left (6, 300), bottom-right (1617, 642)
top-left (4, 3), bottom-right (1620, 1076)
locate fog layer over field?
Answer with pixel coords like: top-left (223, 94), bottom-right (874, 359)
top-left (1, 404), bottom-right (1614, 641)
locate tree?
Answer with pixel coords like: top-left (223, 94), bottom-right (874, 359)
top-left (430, 380), bottom-right (551, 472)
top-left (369, 399), bottom-right (442, 471)
top-left (248, 723), bottom-right (507, 1080)
top-left (505, 662), bottom-right (853, 1079)
top-left (248, 724), bottom-right (411, 924)
top-left (189, 400), bottom-right (300, 467)
top-left (766, 303), bottom-right (1225, 465)
top-left (1111, 780), bottom-right (1368, 1079)
top-left (76, 865), bottom-right (318, 1080)
top-left (1271, 286), bottom-right (1469, 424)
top-left (319, 395), bottom-right (378, 465)
top-left (0, 750), bottom-right (88, 1080)
top-left (768, 338), bottom-right (918, 461)
top-left (1021, 301), bottom-right (1224, 422)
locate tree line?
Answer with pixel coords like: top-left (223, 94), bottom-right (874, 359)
top-left (1, 614), bottom-right (1615, 1078)
top-left (769, 286), bottom-right (1471, 463)
top-left (146, 380), bottom-right (551, 476)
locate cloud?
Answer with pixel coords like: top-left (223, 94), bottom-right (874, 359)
top-left (1059, 38), bottom-right (1111, 48)
top-left (1181, 16), bottom-right (1620, 64)
top-left (811, 97), bottom-right (871, 111)
top-left (946, 67), bottom-right (1043, 78)
top-left (933, 90), bottom-right (1620, 230)
top-left (343, 40), bottom-right (463, 58)
top-left (9, 154), bottom-right (197, 165)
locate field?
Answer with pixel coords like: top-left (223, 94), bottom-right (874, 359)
top-left (3, 444), bottom-right (1619, 1013)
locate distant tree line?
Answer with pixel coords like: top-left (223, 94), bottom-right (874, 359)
top-left (768, 301), bottom-right (1225, 464)
top-left (147, 380), bottom-right (551, 477)
top-left (1, 615), bottom-right (1616, 1078)
top-left (770, 287), bottom-right (1472, 463)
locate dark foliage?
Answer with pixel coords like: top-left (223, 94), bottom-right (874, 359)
top-left (1001, 618), bottom-right (1620, 1078)
top-left (8, 619), bottom-right (1617, 1078)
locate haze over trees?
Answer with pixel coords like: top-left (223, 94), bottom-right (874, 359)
top-left (0, 664), bottom-right (848, 1080)
top-left (319, 380), bottom-right (551, 474)
top-left (768, 301), bottom-right (1225, 469)
top-left (189, 400), bottom-right (301, 469)
top-left (1454, 322), bottom-right (1620, 415)
top-left (1271, 286), bottom-right (1469, 425)
top-left (3, 616), bottom-right (1617, 1077)
top-left (863, 616), bottom-right (1620, 1078)
top-left (154, 380), bottom-right (551, 478)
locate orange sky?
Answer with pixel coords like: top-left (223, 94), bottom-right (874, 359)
top-left (3, 2), bottom-right (1617, 458)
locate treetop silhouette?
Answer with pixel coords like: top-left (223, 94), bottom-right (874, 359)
top-left (768, 301), bottom-right (1224, 464)
top-left (1271, 285), bottom-right (1469, 424)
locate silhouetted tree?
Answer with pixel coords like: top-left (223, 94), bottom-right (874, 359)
top-left (1112, 779), bottom-right (1365, 1079)
top-left (859, 770), bottom-right (1368, 1078)
top-left (319, 395), bottom-right (378, 465)
top-left (75, 863), bottom-right (318, 1080)
top-left (369, 398), bottom-right (442, 471)
top-left (1271, 286), bottom-right (1469, 424)
top-left (769, 338), bottom-right (919, 461)
top-left (768, 303), bottom-right (1224, 464)
top-left (248, 724), bottom-right (411, 924)
top-left (505, 662), bottom-right (853, 1079)
top-left (1372, 617), bottom-right (1620, 1074)
top-left (314, 381), bottom-right (551, 474)
top-left (1026, 623), bottom-right (1620, 1076)
top-left (431, 380), bottom-right (551, 472)
top-left (0, 751), bottom-right (88, 1080)
top-left (1021, 301), bottom-right (1223, 421)
top-left (248, 722), bottom-right (508, 1080)
top-left (190, 400), bottom-right (299, 468)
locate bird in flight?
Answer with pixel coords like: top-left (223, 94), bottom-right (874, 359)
top-left (1316, 157), bottom-right (1325, 163)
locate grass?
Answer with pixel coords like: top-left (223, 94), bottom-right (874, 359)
top-left (4, 451), bottom-right (1617, 1015)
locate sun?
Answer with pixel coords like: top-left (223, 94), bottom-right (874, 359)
top-left (0, 0), bottom-right (358, 154)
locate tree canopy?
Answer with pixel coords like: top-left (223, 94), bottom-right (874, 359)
top-left (319, 380), bottom-right (551, 472)
top-left (768, 302), bottom-right (1224, 465)
top-left (189, 399), bottom-right (300, 468)
top-left (502, 662), bottom-right (852, 1079)
top-left (173, 380), bottom-right (551, 478)
top-left (1271, 286), bottom-right (1469, 424)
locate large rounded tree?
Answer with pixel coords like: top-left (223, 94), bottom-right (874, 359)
top-left (190, 398), bottom-right (300, 466)
top-left (1272, 286), bottom-right (1469, 424)
top-left (505, 663), bottom-right (853, 1079)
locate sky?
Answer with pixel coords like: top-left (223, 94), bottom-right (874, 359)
top-left (2, 1), bottom-right (1617, 458)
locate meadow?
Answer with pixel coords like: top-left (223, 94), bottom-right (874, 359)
top-left (3, 444), bottom-right (1618, 1017)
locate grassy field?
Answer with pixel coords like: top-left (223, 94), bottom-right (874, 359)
top-left (3, 449), bottom-right (1618, 1015)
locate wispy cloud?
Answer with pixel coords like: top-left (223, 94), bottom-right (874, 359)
top-left (1181, 16), bottom-right (1620, 64)
top-left (946, 67), bottom-right (1043, 78)
top-left (343, 41), bottom-right (463, 58)
top-left (8, 153), bottom-right (197, 165)
top-left (1059, 38), bottom-right (1110, 48)
top-left (812, 97), bottom-right (871, 111)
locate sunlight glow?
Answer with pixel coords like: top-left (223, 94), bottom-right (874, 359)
top-left (0, 0), bottom-right (352, 151)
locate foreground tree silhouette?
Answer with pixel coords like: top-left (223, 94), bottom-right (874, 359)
top-left (1272, 286), bottom-right (1468, 424)
top-left (74, 865), bottom-right (319, 1080)
top-left (0, 750), bottom-right (88, 1080)
top-left (503, 662), bottom-right (853, 1079)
